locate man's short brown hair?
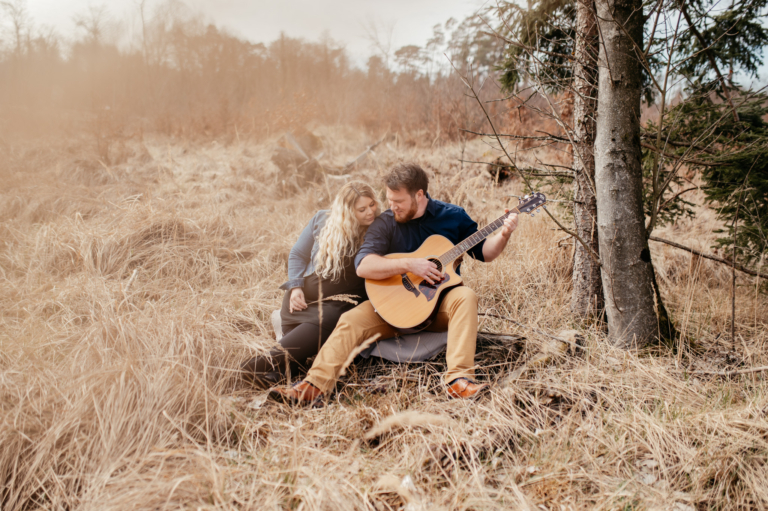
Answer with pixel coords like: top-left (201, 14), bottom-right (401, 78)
top-left (385, 162), bottom-right (429, 196)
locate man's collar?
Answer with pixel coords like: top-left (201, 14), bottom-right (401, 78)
top-left (424, 193), bottom-right (436, 216)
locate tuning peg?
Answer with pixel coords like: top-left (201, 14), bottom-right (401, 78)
top-left (524, 195), bottom-right (529, 199)
top-left (537, 208), bottom-right (541, 213)
top-left (543, 204), bottom-right (547, 209)
top-left (530, 213), bottom-right (535, 217)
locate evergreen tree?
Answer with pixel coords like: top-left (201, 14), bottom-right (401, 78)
top-left (497, 0), bottom-right (768, 295)
top-left (663, 0), bottom-right (768, 270)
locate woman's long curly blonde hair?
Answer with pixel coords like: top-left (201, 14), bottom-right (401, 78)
top-left (314, 181), bottom-right (380, 282)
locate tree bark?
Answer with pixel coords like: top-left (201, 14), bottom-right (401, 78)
top-left (571, 0), bottom-right (603, 318)
top-left (594, 0), bottom-right (659, 348)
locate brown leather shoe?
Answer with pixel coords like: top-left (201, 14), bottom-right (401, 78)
top-left (269, 381), bottom-right (324, 407)
top-left (446, 378), bottom-right (489, 399)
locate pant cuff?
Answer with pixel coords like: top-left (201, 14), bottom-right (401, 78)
top-left (304, 374), bottom-right (333, 395)
top-left (444, 370), bottom-right (476, 384)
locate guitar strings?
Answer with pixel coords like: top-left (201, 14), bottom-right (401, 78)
top-left (437, 207), bottom-right (520, 265)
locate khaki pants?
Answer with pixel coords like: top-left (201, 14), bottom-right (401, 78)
top-left (304, 286), bottom-right (479, 394)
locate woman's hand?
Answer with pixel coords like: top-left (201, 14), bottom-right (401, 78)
top-left (289, 288), bottom-right (308, 313)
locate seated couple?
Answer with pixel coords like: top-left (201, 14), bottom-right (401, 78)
top-left (241, 162), bottom-right (518, 404)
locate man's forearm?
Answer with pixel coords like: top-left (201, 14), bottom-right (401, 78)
top-left (482, 232), bottom-right (510, 262)
top-left (357, 254), bottom-right (413, 280)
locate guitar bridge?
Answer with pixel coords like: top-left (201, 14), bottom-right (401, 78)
top-left (401, 274), bottom-right (420, 298)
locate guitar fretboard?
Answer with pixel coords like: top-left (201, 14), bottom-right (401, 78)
top-left (437, 207), bottom-right (520, 266)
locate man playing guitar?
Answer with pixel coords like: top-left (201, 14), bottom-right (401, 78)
top-left (269, 162), bottom-right (519, 403)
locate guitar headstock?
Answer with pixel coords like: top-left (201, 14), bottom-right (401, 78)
top-left (517, 192), bottom-right (547, 216)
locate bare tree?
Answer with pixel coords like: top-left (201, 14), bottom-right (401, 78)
top-left (1, 0), bottom-right (30, 57)
top-left (73, 4), bottom-right (110, 46)
top-left (361, 18), bottom-right (396, 70)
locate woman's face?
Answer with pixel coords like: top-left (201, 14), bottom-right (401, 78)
top-left (353, 195), bottom-right (378, 227)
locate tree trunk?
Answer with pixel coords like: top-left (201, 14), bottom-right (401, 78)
top-left (594, 0), bottom-right (659, 348)
top-left (571, 0), bottom-right (603, 318)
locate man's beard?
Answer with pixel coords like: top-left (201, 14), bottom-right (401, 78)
top-left (394, 199), bottom-right (418, 223)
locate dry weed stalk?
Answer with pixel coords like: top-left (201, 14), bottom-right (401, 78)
top-left (305, 294), bottom-right (361, 306)
top-left (338, 334), bottom-right (382, 377)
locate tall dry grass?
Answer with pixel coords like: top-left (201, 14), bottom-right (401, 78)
top-left (1, 128), bottom-right (767, 510)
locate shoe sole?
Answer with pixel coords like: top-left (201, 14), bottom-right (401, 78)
top-left (447, 384), bottom-right (491, 400)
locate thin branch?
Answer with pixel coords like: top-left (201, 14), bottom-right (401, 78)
top-left (657, 186), bottom-right (702, 214)
top-left (539, 162), bottom-right (575, 171)
top-left (460, 160), bottom-right (574, 178)
top-left (640, 133), bottom-right (717, 155)
top-left (654, 91), bottom-right (757, 208)
top-left (643, 0), bottom-right (664, 58)
top-left (479, 29), bottom-right (575, 61)
top-left (648, 9), bottom-right (684, 241)
top-left (477, 8), bottom-right (597, 194)
top-left (640, 142), bottom-right (725, 167)
top-left (678, 1), bottom-right (739, 122)
top-left (447, 55), bottom-right (601, 266)
top-left (731, 167), bottom-right (754, 350)
top-left (460, 129), bottom-right (568, 143)
top-left (649, 236), bottom-right (768, 280)
top-left (680, 366), bottom-right (768, 376)
top-left (529, 57), bottom-right (597, 195)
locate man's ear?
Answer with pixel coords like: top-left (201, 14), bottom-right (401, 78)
top-left (415, 189), bottom-right (425, 200)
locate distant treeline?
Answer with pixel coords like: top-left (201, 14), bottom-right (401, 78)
top-left (0, 1), bottom-right (512, 140)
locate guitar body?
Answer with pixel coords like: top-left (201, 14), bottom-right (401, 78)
top-left (365, 235), bottom-right (462, 330)
top-left (365, 192), bottom-right (547, 331)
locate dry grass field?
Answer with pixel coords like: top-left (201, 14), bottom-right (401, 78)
top-left (1, 127), bottom-right (767, 510)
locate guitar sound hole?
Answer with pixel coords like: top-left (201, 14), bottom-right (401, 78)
top-left (428, 258), bottom-right (443, 274)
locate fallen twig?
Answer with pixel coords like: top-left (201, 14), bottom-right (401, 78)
top-left (344, 132), bottom-right (389, 170)
top-left (479, 312), bottom-right (585, 350)
top-left (681, 366), bottom-right (768, 376)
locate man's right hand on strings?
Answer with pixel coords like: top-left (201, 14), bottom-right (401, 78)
top-left (408, 258), bottom-right (443, 285)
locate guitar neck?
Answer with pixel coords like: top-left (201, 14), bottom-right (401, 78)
top-left (438, 207), bottom-right (520, 266)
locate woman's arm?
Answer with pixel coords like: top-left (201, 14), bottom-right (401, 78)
top-left (284, 214), bottom-right (318, 290)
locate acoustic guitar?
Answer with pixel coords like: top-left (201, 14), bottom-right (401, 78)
top-left (365, 193), bottom-right (547, 331)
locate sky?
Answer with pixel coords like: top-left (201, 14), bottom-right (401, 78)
top-left (23, 0), bottom-right (489, 65)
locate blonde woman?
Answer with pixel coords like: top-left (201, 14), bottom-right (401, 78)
top-left (242, 181), bottom-right (380, 388)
